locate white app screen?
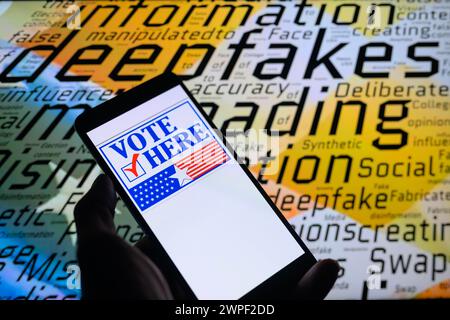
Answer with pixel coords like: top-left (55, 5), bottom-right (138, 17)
top-left (87, 85), bottom-right (304, 299)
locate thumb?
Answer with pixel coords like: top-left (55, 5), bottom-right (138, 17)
top-left (294, 259), bottom-right (340, 300)
top-left (74, 174), bottom-right (117, 242)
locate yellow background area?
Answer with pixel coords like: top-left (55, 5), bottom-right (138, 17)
top-left (1, 0), bottom-right (448, 298)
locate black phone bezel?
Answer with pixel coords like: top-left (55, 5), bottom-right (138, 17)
top-left (74, 72), bottom-right (317, 300)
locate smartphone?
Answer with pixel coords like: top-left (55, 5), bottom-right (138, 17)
top-left (75, 73), bottom-right (316, 300)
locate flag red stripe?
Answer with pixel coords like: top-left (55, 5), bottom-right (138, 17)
top-left (178, 141), bottom-right (217, 164)
top-left (178, 144), bottom-right (222, 169)
top-left (175, 140), bottom-right (228, 178)
top-left (183, 146), bottom-right (223, 172)
top-left (186, 152), bottom-right (225, 176)
top-left (190, 154), bottom-right (228, 178)
top-left (177, 141), bottom-right (220, 169)
top-left (188, 152), bottom-right (227, 176)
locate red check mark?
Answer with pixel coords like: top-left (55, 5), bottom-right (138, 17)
top-left (124, 153), bottom-right (140, 177)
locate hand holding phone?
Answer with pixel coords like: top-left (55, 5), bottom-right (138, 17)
top-left (75, 73), bottom-right (338, 299)
top-left (75, 174), bottom-right (340, 299)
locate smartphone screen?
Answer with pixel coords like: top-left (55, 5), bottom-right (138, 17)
top-left (84, 85), bottom-right (305, 299)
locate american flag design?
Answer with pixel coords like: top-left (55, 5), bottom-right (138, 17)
top-left (129, 140), bottom-right (229, 211)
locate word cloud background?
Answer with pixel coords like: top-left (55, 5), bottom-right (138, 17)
top-left (0, 0), bottom-right (449, 299)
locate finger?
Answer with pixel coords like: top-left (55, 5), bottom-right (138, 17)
top-left (79, 233), bottom-right (173, 300)
top-left (135, 236), bottom-right (191, 299)
top-left (74, 174), bottom-right (117, 241)
top-left (294, 259), bottom-right (340, 300)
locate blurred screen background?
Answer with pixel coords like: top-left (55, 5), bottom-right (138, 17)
top-left (0, 0), bottom-right (448, 299)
